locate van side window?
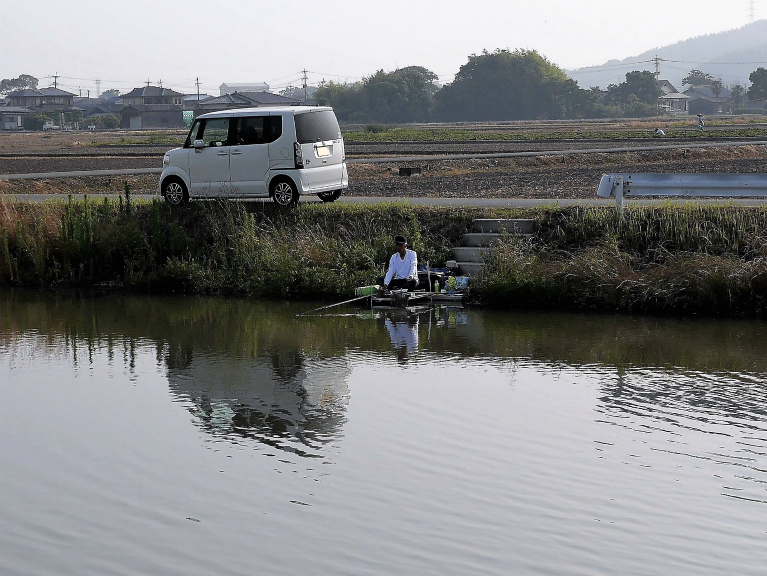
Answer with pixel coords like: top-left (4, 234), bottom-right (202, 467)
top-left (234, 116), bottom-right (282, 145)
top-left (267, 116), bottom-right (282, 142)
top-left (198, 118), bottom-right (231, 147)
top-left (235, 117), bottom-right (266, 145)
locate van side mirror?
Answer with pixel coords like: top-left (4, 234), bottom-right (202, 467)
top-left (193, 139), bottom-right (205, 149)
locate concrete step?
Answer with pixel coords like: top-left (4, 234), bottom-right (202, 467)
top-left (474, 218), bottom-right (535, 234)
top-left (462, 232), bottom-right (501, 247)
top-left (455, 262), bottom-right (484, 277)
top-left (452, 246), bottom-right (489, 263)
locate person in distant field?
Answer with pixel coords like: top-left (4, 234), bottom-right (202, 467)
top-left (697, 114), bottom-right (705, 130)
top-left (654, 128), bottom-right (665, 137)
top-left (382, 235), bottom-right (418, 291)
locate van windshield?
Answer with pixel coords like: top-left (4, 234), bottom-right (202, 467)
top-left (295, 110), bottom-right (341, 143)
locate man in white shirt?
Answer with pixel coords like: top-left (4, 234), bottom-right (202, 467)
top-left (383, 235), bottom-right (418, 291)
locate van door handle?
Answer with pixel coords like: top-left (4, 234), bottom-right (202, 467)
top-left (217, 151), bottom-right (228, 156)
top-left (231, 150), bottom-right (242, 155)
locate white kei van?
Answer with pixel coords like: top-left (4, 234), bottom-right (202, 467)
top-left (159, 106), bottom-right (348, 206)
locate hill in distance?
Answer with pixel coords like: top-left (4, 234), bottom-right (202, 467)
top-left (566, 19), bottom-right (767, 90)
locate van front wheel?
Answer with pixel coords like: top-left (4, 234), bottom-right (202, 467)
top-left (272, 180), bottom-right (298, 207)
top-left (162, 178), bottom-right (188, 205)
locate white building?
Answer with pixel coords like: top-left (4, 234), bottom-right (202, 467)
top-left (219, 82), bottom-right (269, 96)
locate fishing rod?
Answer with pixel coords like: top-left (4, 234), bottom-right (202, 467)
top-left (295, 294), bottom-right (371, 317)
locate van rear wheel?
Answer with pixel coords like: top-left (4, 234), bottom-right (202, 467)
top-left (317, 190), bottom-right (342, 203)
top-left (272, 180), bottom-right (298, 207)
top-left (162, 178), bottom-right (188, 205)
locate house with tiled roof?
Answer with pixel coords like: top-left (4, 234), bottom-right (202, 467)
top-left (6, 87), bottom-right (76, 111)
top-left (657, 80), bottom-right (689, 114)
top-left (1, 87), bottom-right (77, 130)
top-left (1, 105), bottom-right (33, 130)
top-left (191, 91), bottom-right (300, 116)
top-left (120, 86), bottom-right (185, 128)
top-left (683, 85), bottom-right (733, 115)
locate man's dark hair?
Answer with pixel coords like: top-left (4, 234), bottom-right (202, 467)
top-left (395, 235), bottom-right (407, 245)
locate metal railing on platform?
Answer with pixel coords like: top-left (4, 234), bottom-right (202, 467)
top-left (597, 173), bottom-right (767, 211)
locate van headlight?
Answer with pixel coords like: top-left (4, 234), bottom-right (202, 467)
top-left (163, 154), bottom-right (171, 167)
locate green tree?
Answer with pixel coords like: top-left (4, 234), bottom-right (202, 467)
top-left (314, 81), bottom-right (364, 122)
top-left (315, 67), bottom-right (438, 123)
top-left (605, 71), bottom-right (660, 107)
top-left (24, 112), bottom-right (49, 131)
top-left (623, 94), bottom-right (662, 117)
top-left (682, 69), bottom-right (714, 87)
top-left (357, 66), bottom-right (438, 123)
top-left (747, 67), bottom-right (767, 101)
top-left (710, 79), bottom-right (723, 97)
top-left (96, 114), bottom-right (121, 129)
top-left (433, 49), bottom-right (585, 121)
top-left (0, 74), bottom-right (38, 95)
top-left (728, 84), bottom-right (745, 111)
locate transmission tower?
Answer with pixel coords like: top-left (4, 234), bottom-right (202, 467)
top-left (749, 0), bottom-right (755, 23)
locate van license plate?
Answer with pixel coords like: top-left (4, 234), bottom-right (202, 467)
top-left (315, 146), bottom-right (330, 157)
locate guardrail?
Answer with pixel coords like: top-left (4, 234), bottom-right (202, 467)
top-left (597, 173), bottom-right (767, 211)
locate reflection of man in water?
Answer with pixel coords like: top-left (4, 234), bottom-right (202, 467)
top-left (385, 313), bottom-right (419, 362)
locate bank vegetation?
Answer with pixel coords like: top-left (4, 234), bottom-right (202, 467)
top-left (1, 193), bottom-right (765, 318)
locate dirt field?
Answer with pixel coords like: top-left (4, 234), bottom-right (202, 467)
top-left (1, 129), bottom-right (765, 199)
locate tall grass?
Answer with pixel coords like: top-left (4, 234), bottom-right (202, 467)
top-left (1, 197), bottom-right (765, 317)
top-left (479, 205), bottom-right (767, 317)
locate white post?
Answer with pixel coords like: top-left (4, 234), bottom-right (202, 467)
top-left (615, 176), bottom-right (624, 214)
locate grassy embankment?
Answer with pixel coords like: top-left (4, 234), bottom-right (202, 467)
top-left (1, 192), bottom-right (765, 318)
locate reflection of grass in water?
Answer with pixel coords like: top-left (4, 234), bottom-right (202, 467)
top-left (3, 289), bottom-right (766, 376)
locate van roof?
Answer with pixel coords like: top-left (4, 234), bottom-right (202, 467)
top-left (196, 106), bottom-right (333, 119)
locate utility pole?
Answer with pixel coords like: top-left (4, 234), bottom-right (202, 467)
top-left (51, 73), bottom-right (59, 88)
top-left (95, 78), bottom-right (101, 98)
top-left (651, 55), bottom-right (666, 80)
top-left (302, 69), bottom-right (308, 102)
top-left (196, 77), bottom-right (201, 102)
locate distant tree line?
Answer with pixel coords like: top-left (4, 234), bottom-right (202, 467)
top-left (0, 74), bottom-right (38, 95)
top-left (314, 50), bottom-right (767, 123)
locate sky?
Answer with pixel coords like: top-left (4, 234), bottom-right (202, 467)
top-left (2, 0), bottom-right (763, 97)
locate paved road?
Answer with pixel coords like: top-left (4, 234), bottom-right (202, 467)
top-left (5, 194), bottom-right (767, 208)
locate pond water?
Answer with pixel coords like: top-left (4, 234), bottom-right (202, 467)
top-left (1, 290), bottom-right (766, 576)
